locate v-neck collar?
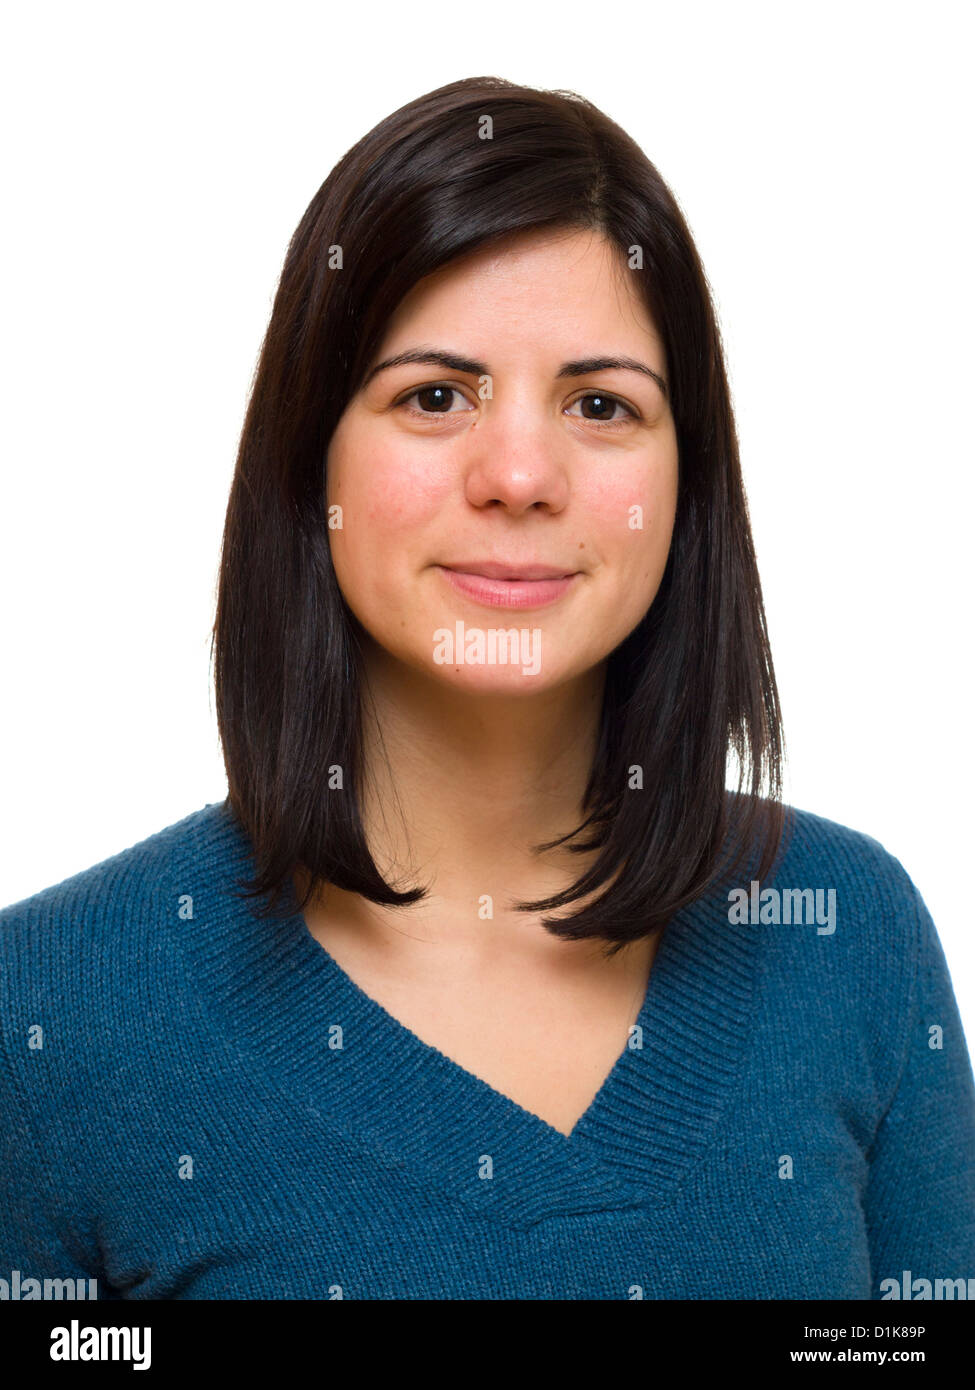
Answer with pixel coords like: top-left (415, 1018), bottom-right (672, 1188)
top-left (171, 801), bottom-right (763, 1231)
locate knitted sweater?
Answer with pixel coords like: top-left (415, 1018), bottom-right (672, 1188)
top-left (1, 799), bottom-right (973, 1301)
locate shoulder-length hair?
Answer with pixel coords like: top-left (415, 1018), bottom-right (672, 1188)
top-left (212, 74), bottom-right (789, 953)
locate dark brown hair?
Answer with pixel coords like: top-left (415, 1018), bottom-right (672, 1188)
top-left (212, 74), bottom-right (789, 953)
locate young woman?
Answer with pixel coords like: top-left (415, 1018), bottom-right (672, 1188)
top-left (2, 75), bottom-right (973, 1301)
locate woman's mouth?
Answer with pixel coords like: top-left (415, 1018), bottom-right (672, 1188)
top-left (436, 564), bottom-right (580, 610)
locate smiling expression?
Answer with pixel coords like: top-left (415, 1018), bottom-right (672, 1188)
top-left (325, 225), bottom-right (680, 692)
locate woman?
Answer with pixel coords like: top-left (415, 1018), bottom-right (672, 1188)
top-left (1, 75), bottom-right (973, 1301)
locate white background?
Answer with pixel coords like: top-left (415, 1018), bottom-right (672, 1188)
top-left (2, 2), bottom-right (972, 1040)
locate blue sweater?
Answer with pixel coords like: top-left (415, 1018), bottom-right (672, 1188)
top-left (1, 799), bottom-right (973, 1301)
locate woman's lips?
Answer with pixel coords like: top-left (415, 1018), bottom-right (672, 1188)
top-left (436, 565), bottom-right (579, 610)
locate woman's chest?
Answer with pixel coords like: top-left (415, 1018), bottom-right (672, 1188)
top-left (308, 931), bottom-right (658, 1136)
top-left (382, 988), bottom-right (638, 1135)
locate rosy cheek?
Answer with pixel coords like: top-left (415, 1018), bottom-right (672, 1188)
top-left (362, 451), bottom-right (453, 530)
top-left (577, 468), bottom-right (660, 534)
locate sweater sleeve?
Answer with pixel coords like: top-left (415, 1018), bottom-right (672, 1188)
top-left (0, 1039), bottom-right (115, 1300)
top-left (863, 880), bottom-right (975, 1297)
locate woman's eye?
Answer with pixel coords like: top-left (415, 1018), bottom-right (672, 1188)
top-left (399, 384), bottom-right (474, 416)
top-left (396, 384), bottom-right (637, 427)
top-left (566, 392), bottom-right (636, 426)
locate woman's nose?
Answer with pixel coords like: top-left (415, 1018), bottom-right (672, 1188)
top-left (460, 399), bottom-right (571, 514)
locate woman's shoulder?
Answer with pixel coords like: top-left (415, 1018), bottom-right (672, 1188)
top-left (743, 800), bottom-right (938, 1090)
top-left (768, 799), bottom-right (925, 923)
top-left (0, 801), bottom-right (228, 979)
top-left (0, 802), bottom-right (237, 1247)
top-left (750, 798), bottom-right (933, 969)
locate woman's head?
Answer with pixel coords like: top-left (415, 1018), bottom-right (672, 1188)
top-left (213, 75), bottom-right (787, 946)
top-left (326, 222), bottom-right (679, 695)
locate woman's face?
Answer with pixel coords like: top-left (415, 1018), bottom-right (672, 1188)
top-left (326, 225), bottom-right (679, 693)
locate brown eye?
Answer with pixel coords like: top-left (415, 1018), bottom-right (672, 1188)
top-left (568, 392), bottom-right (635, 424)
top-left (399, 384), bottom-right (475, 415)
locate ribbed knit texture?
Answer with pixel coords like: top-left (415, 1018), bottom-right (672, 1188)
top-left (1, 799), bottom-right (973, 1300)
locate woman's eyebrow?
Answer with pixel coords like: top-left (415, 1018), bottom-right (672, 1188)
top-left (363, 346), bottom-right (668, 398)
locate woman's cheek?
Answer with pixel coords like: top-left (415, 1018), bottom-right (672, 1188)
top-left (361, 449), bottom-right (454, 532)
top-left (577, 468), bottom-right (657, 545)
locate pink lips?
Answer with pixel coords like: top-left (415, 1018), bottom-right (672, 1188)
top-left (437, 562), bottom-right (579, 610)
